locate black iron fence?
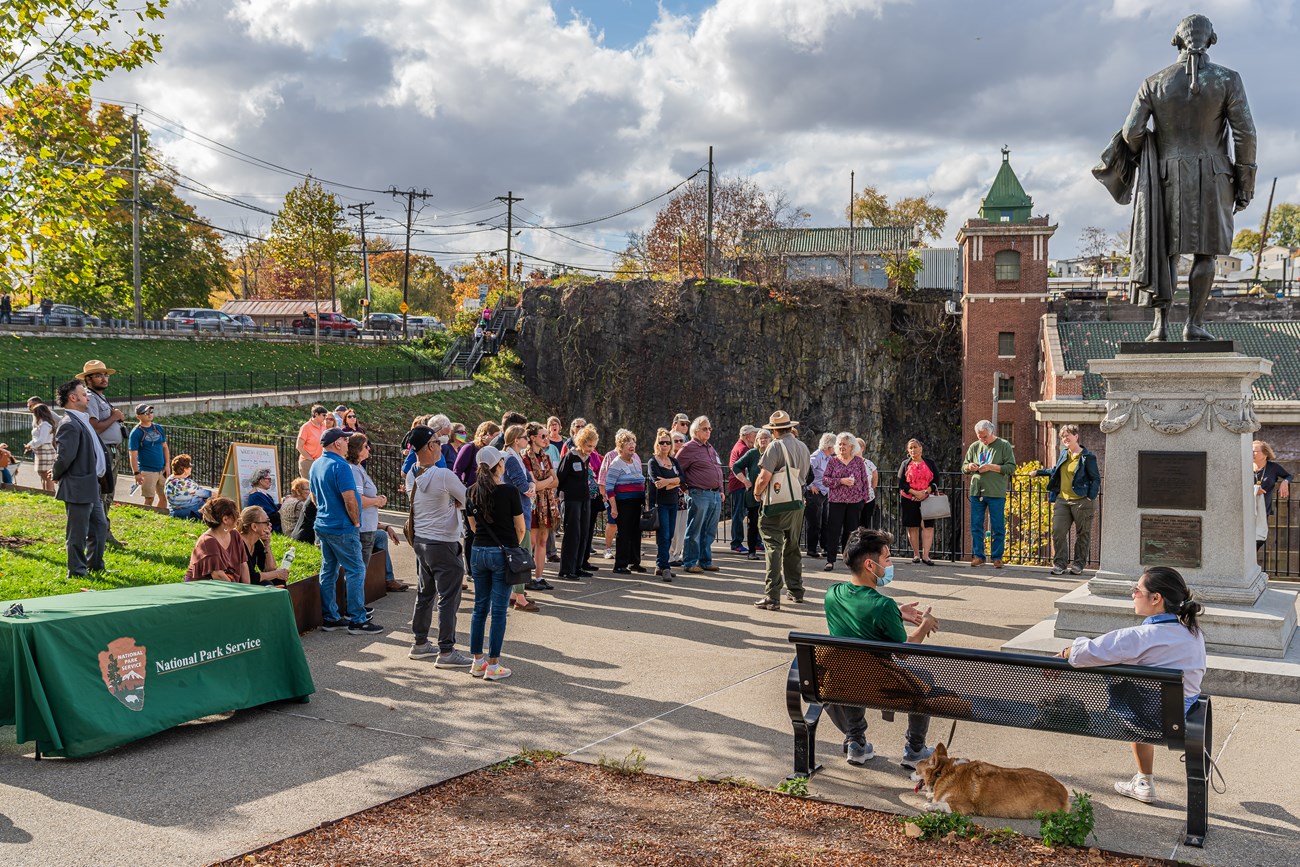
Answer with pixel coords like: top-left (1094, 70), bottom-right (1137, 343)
top-left (2, 361), bottom-right (464, 409)
top-left (2, 413), bottom-right (1295, 578)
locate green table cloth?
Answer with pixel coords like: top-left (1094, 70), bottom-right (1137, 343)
top-left (0, 582), bottom-right (315, 758)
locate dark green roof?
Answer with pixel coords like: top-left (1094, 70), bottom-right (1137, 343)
top-left (740, 227), bottom-right (912, 255)
top-left (980, 147), bottom-right (1033, 222)
top-left (1057, 320), bottom-right (1300, 401)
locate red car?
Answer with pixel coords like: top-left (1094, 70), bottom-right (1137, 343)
top-left (291, 312), bottom-right (358, 335)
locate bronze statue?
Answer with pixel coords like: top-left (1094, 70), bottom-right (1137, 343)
top-left (1094, 14), bottom-right (1256, 342)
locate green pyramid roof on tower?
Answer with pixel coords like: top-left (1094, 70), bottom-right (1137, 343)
top-left (980, 146), bottom-right (1033, 223)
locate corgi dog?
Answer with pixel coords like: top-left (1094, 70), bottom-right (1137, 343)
top-left (910, 743), bottom-right (1070, 819)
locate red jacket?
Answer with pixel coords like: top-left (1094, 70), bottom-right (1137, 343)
top-left (727, 439), bottom-right (750, 493)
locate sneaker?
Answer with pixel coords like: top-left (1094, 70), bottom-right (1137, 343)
top-left (581, 563), bottom-right (600, 572)
top-left (628, 564), bottom-right (647, 573)
top-left (1115, 773), bottom-right (1155, 803)
top-left (409, 642), bottom-right (438, 659)
top-left (348, 621), bottom-right (384, 635)
top-left (483, 663), bottom-right (512, 681)
top-left (435, 650), bottom-right (475, 669)
top-left (321, 618), bottom-right (349, 632)
top-left (470, 657), bottom-right (488, 677)
top-left (755, 545), bottom-right (765, 552)
top-left (753, 597), bottom-right (781, 611)
top-left (845, 741), bottom-right (875, 765)
top-left (970, 557), bottom-right (985, 567)
top-left (576, 570), bottom-right (595, 578)
top-left (547, 554), bottom-right (561, 563)
top-left (992, 559), bottom-right (1005, 569)
top-left (702, 565), bottom-right (720, 572)
top-left (557, 573), bottom-right (582, 582)
top-left (526, 579), bottom-right (553, 591)
top-left (731, 544), bottom-right (749, 555)
top-left (612, 567), bottom-right (632, 575)
top-left (901, 744), bottom-right (935, 770)
top-left (822, 562), bottom-right (834, 572)
top-left (785, 592), bottom-right (805, 604)
top-left (746, 552), bottom-right (761, 561)
top-left (669, 559), bottom-right (684, 567)
top-left (603, 548), bottom-right (614, 559)
top-left (661, 569), bottom-right (673, 583)
top-left (1050, 566), bottom-right (1066, 575)
top-left (1068, 565), bottom-right (1084, 575)
top-left (686, 565), bottom-right (704, 574)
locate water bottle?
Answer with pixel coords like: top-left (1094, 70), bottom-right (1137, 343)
top-left (282, 547), bottom-right (296, 567)
top-left (985, 530), bottom-right (993, 555)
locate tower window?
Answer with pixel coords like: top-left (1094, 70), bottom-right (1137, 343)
top-left (994, 250), bottom-right (1021, 280)
top-left (998, 376), bottom-right (1015, 401)
top-left (998, 332), bottom-right (1016, 357)
top-left (998, 421), bottom-right (1014, 444)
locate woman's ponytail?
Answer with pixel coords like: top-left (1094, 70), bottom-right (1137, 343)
top-left (1142, 566), bottom-right (1202, 635)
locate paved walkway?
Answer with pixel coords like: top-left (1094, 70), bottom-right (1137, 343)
top-left (1, 539), bottom-right (1296, 866)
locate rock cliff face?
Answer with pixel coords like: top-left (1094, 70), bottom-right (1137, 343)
top-left (518, 279), bottom-right (963, 472)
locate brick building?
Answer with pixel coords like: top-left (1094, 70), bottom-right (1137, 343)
top-left (955, 148), bottom-right (1056, 462)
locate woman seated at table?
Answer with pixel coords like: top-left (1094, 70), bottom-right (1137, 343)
top-left (237, 506), bottom-right (290, 587)
top-left (184, 497), bottom-right (250, 583)
top-left (245, 468), bottom-right (282, 534)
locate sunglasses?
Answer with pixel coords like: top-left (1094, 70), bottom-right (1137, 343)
top-left (657, 441), bottom-right (671, 446)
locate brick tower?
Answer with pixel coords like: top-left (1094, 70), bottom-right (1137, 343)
top-left (956, 147), bottom-right (1057, 463)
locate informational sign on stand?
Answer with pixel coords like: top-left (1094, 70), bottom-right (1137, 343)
top-left (218, 443), bottom-right (281, 506)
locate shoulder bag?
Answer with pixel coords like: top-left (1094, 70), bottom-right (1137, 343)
top-left (474, 493), bottom-right (535, 581)
top-left (919, 492), bottom-right (951, 521)
top-left (403, 466), bottom-right (427, 545)
top-left (761, 439), bottom-right (805, 515)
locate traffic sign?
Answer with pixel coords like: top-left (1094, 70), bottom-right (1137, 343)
top-left (399, 302), bottom-right (409, 313)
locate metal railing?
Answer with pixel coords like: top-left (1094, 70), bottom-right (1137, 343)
top-left (2, 361), bottom-right (463, 409)
top-left (2, 416), bottom-right (1294, 578)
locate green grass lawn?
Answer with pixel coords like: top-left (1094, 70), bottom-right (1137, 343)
top-left (0, 490), bottom-right (320, 601)
top-left (173, 362), bottom-right (552, 444)
top-left (0, 335), bottom-right (438, 391)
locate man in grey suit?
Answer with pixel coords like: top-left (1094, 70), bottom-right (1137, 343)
top-left (53, 380), bottom-right (110, 577)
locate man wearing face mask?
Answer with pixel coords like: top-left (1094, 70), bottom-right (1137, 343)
top-left (823, 528), bottom-right (939, 769)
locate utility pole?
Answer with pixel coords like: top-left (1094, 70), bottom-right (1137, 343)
top-left (1252, 177), bottom-right (1278, 287)
top-left (847, 170), bottom-right (855, 290)
top-left (388, 187), bottom-right (432, 338)
top-left (705, 146), bottom-right (714, 280)
top-left (131, 112), bottom-right (142, 329)
top-left (495, 191), bottom-right (523, 302)
top-left (347, 202), bottom-right (374, 325)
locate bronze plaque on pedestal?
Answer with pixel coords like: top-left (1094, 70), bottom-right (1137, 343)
top-left (1139, 515), bottom-right (1202, 568)
top-left (1137, 451), bottom-right (1207, 510)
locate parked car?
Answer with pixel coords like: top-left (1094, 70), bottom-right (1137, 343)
top-left (164, 308), bottom-right (246, 331)
top-left (365, 312), bottom-right (404, 333)
top-left (232, 314), bottom-right (257, 327)
top-left (18, 303), bottom-right (101, 326)
top-left (290, 311), bottom-right (359, 335)
top-left (405, 315), bottom-right (445, 335)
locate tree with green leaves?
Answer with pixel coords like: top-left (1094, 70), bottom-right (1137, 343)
top-left (1, 0), bottom-right (168, 300)
top-left (267, 177), bottom-right (351, 355)
top-left (847, 186), bottom-right (947, 244)
top-left (1233, 202), bottom-right (1300, 256)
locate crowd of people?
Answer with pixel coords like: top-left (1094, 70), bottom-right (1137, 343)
top-left (9, 353), bottom-right (1248, 805)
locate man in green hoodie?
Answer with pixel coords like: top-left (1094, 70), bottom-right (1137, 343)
top-left (962, 419), bottom-right (1015, 568)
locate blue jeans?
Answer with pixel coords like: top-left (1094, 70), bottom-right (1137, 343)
top-left (470, 546), bottom-right (512, 659)
top-left (169, 503), bottom-right (203, 521)
top-left (372, 529), bottom-right (396, 582)
top-left (969, 496), bottom-right (1006, 560)
top-left (683, 488), bottom-right (721, 569)
top-left (656, 503), bottom-right (678, 569)
top-left (318, 530), bottom-right (366, 625)
top-left (729, 489), bottom-right (748, 548)
top-left (1, 467), bottom-right (12, 485)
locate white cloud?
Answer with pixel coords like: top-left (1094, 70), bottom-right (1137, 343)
top-left (94, 0), bottom-right (1300, 265)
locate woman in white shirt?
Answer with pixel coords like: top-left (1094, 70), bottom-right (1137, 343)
top-left (1060, 566), bottom-right (1206, 805)
top-left (24, 401), bottom-right (59, 493)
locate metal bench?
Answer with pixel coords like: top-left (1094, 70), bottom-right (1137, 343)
top-left (786, 631), bottom-right (1213, 847)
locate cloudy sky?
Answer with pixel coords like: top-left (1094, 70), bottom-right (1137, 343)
top-left (95, 0), bottom-right (1300, 271)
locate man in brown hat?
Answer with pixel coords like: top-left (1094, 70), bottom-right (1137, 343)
top-left (752, 410), bottom-right (812, 610)
top-left (77, 360), bottom-right (126, 547)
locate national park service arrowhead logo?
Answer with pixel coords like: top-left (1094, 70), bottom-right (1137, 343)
top-left (98, 637), bottom-right (146, 712)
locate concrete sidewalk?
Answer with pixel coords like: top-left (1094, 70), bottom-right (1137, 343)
top-left (1, 541), bottom-right (1296, 866)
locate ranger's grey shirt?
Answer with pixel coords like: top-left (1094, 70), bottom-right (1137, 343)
top-left (86, 389), bottom-right (122, 446)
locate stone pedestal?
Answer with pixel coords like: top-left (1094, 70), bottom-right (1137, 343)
top-left (1005, 349), bottom-right (1300, 690)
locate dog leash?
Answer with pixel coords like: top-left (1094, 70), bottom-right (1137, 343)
top-left (944, 719), bottom-right (957, 749)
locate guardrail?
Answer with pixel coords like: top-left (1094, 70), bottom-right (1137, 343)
top-left (2, 362), bottom-right (460, 409)
top-left (0, 314), bottom-right (445, 340)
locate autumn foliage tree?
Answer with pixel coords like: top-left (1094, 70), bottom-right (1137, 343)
top-left (617, 175), bottom-right (805, 279)
top-left (1, 0), bottom-right (168, 298)
top-left (266, 177), bottom-right (351, 304)
top-left (847, 186), bottom-right (947, 244)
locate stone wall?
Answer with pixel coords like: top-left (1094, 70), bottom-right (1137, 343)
top-left (517, 279), bottom-right (963, 472)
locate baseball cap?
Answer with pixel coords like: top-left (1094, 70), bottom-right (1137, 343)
top-left (135, 403), bottom-right (155, 415)
top-left (402, 425), bottom-right (438, 453)
top-left (320, 428), bottom-right (352, 447)
top-left (739, 424), bottom-right (759, 436)
top-left (475, 445), bottom-right (506, 468)
top-left (673, 413), bottom-right (690, 424)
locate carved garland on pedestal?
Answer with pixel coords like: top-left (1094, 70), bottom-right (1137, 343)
top-left (1100, 394), bottom-right (1260, 435)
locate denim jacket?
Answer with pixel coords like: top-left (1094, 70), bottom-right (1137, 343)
top-left (1036, 446), bottom-right (1100, 503)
